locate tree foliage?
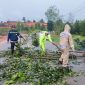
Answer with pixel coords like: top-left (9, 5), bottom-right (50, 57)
top-left (45, 6), bottom-right (64, 33)
top-left (45, 6), bottom-right (59, 22)
top-left (72, 20), bottom-right (85, 36)
top-left (22, 17), bottom-right (26, 22)
top-left (47, 20), bottom-right (54, 31)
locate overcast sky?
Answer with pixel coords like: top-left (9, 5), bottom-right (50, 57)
top-left (0, 0), bottom-right (85, 21)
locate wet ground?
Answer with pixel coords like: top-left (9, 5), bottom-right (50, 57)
top-left (0, 38), bottom-right (85, 85)
top-left (67, 75), bottom-right (85, 85)
top-left (67, 57), bottom-right (85, 85)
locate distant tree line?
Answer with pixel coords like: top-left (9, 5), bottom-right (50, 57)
top-left (16, 21), bottom-right (46, 34)
top-left (16, 6), bottom-right (85, 36)
top-left (71, 20), bottom-right (85, 36)
top-left (45, 6), bottom-right (85, 36)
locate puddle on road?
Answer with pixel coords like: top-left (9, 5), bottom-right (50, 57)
top-left (67, 57), bottom-right (85, 85)
top-left (67, 75), bottom-right (85, 85)
top-left (70, 57), bottom-right (85, 72)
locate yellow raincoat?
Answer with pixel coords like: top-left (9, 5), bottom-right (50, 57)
top-left (39, 31), bottom-right (52, 53)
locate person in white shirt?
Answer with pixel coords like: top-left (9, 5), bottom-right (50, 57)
top-left (59, 24), bottom-right (75, 67)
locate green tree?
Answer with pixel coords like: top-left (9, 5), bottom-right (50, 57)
top-left (45, 6), bottom-right (59, 22)
top-left (73, 20), bottom-right (80, 34)
top-left (72, 20), bottom-right (85, 36)
top-left (45, 6), bottom-right (60, 32)
top-left (16, 22), bottom-right (26, 33)
top-left (39, 19), bottom-right (44, 23)
top-left (22, 17), bottom-right (26, 22)
top-left (79, 20), bottom-right (85, 36)
top-left (35, 23), bottom-right (41, 30)
top-left (16, 22), bottom-right (22, 31)
top-left (47, 20), bottom-right (54, 31)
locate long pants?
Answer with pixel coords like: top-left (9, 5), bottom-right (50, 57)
top-left (10, 42), bottom-right (18, 55)
top-left (59, 48), bottom-right (69, 67)
top-left (40, 43), bottom-right (46, 56)
top-left (41, 44), bottom-right (45, 52)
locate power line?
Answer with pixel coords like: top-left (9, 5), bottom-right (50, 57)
top-left (73, 6), bottom-right (85, 15)
top-left (63, 1), bottom-right (85, 16)
top-left (71, 1), bottom-right (85, 13)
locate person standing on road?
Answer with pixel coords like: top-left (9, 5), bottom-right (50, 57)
top-left (7, 25), bottom-right (22, 55)
top-left (39, 31), bottom-right (53, 56)
top-left (59, 23), bottom-right (75, 68)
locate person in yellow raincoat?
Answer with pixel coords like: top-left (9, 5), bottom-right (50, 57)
top-left (59, 24), bottom-right (75, 67)
top-left (39, 31), bottom-right (52, 55)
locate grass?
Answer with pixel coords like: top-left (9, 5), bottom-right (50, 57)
top-left (0, 28), bottom-right (84, 42)
top-left (73, 35), bottom-right (85, 41)
top-left (52, 34), bottom-right (85, 43)
top-left (0, 28), bottom-right (11, 35)
top-left (0, 28), bottom-right (11, 31)
top-left (51, 34), bottom-right (60, 42)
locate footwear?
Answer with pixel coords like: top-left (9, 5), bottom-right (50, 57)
top-left (58, 60), bottom-right (63, 64)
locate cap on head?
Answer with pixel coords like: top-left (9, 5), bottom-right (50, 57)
top-left (44, 31), bottom-right (49, 35)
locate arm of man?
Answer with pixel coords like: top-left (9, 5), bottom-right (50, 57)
top-left (69, 34), bottom-right (75, 51)
top-left (47, 34), bottom-right (52, 42)
top-left (17, 32), bottom-right (23, 38)
top-left (47, 34), bottom-right (58, 46)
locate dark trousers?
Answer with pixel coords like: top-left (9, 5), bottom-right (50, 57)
top-left (10, 42), bottom-right (18, 55)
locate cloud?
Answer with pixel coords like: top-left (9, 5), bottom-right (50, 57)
top-left (0, 0), bottom-right (85, 21)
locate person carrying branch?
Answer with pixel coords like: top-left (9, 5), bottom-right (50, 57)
top-left (7, 25), bottom-right (23, 55)
top-left (59, 23), bottom-right (75, 68)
